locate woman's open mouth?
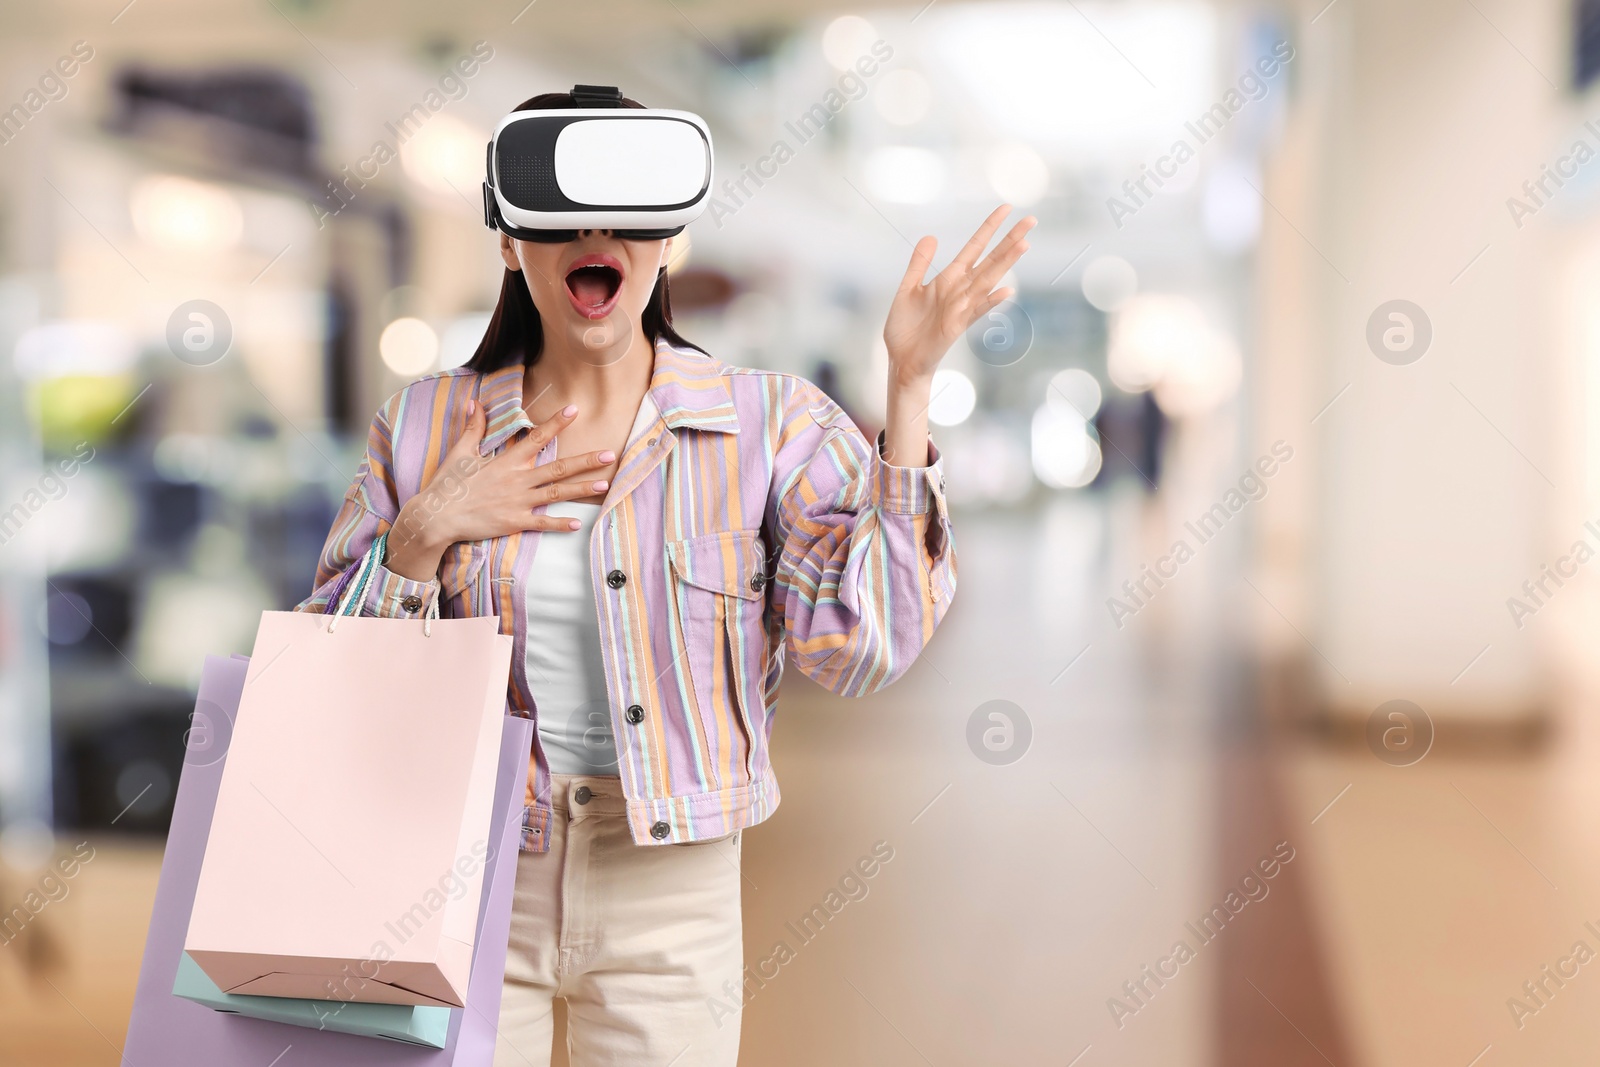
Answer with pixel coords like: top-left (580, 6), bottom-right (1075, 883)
top-left (563, 254), bottom-right (625, 320)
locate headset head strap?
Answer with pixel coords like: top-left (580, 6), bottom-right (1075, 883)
top-left (570, 84), bottom-right (624, 108)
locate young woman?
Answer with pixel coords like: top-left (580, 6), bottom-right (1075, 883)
top-left (298, 89), bottom-right (1034, 1066)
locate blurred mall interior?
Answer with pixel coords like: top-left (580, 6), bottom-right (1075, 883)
top-left (3, 0), bottom-right (1600, 1063)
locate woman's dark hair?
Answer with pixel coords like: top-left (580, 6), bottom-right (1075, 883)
top-left (466, 90), bottom-right (703, 374)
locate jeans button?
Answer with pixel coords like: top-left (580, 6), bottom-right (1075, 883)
top-left (625, 703), bottom-right (644, 724)
top-left (650, 821), bottom-right (671, 840)
top-left (606, 569), bottom-right (627, 589)
top-left (574, 786), bottom-right (592, 805)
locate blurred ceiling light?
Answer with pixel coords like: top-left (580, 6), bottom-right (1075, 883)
top-left (1046, 367), bottom-right (1103, 420)
top-left (864, 146), bottom-right (946, 204)
top-left (1153, 328), bottom-right (1241, 417)
top-left (1080, 255), bottom-right (1138, 312)
top-left (822, 14), bottom-right (879, 69)
top-left (439, 313), bottom-right (491, 370)
top-left (1031, 404), bottom-right (1102, 488)
top-left (875, 68), bottom-right (933, 125)
top-left (13, 320), bottom-right (137, 379)
top-left (1107, 293), bottom-right (1204, 392)
top-left (928, 368), bottom-right (977, 426)
top-left (131, 174), bottom-right (243, 251)
top-left (986, 142), bottom-right (1050, 206)
top-left (400, 113), bottom-right (489, 199)
top-left (1202, 159), bottom-right (1263, 252)
top-left (379, 317), bottom-right (438, 376)
top-left (1108, 293), bottom-right (1242, 415)
top-left (932, 2), bottom-right (1214, 146)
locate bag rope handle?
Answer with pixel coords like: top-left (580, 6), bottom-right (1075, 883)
top-left (327, 532), bottom-right (440, 636)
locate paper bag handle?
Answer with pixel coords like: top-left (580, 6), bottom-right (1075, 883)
top-left (327, 532), bottom-right (441, 636)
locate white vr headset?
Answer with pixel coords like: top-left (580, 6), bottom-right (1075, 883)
top-left (482, 84), bottom-right (713, 242)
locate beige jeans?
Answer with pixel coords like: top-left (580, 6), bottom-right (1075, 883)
top-left (493, 774), bottom-right (745, 1067)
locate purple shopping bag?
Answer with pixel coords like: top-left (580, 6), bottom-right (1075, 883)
top-left (123, 654), bottom-right (531, 1066)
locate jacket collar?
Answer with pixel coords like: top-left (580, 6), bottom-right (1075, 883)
top-left (476, 337), bottom-right (737, 456)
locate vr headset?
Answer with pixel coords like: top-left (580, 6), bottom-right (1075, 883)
top-left (482, 84), bottom-right (713, 243)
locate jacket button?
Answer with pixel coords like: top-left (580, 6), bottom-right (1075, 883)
top-left (400, 594), bottom-right (423, 613)
top-left (750, 573), bottom-right (767, 593)
top-left (650, 821), bottom-right (671, 840)
top-left (625, 703), bottom-right (644, 724)
top-left (574, 786), bottom-right (592, 805)
top-left (606, 569), bottom-right (627, 589)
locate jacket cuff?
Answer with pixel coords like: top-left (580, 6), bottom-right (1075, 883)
top-left (874, 429), bottom-right (946, 516)
top-left (362, 562), bottom-right (441, 618)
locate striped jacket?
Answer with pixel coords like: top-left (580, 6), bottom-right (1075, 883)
top-left (296, 338), bottom-right (956, 851)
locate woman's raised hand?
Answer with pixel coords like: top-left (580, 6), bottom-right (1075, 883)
top-left (882, 204), bottom-right (1037, 386)
top-left (877, 204), bottom-right (1036, 468)
top-left (384, 399), bottom-right (614, 582)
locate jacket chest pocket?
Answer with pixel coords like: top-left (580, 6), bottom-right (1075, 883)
top-left (664, 528), bottom-right (769, 785)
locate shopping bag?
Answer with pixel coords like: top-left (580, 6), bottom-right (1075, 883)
top-left (124, 652), bottom-right (534, 1064)
top-left (172, 951), bottom-right (451, 1049)
top-left (184, 581), bottom-right (513, 1007)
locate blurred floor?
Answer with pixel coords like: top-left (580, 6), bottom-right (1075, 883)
top-left (1282, 721), bottom-right (1600, 1067)
top-left (11, 497), bottom-right (1600, 1066)
top-left (0, 841), bottom-right (159, 1067)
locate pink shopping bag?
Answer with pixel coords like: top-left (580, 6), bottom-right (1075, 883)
top-left (124, 653), bottom-right (533, 1065)
top-left (184, 601), bottom-right (513, 1007)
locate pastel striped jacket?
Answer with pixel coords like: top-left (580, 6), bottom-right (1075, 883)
top-left (296, 338), bottom-right (956, 851)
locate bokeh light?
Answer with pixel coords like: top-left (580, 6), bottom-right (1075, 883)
top-left (927, 368), bottom-right (977, 427)
top-left (379, 317), bottom-right (439, 376)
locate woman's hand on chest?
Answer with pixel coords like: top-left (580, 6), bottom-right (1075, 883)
top-left (385, 400), bottom-right (616, 581)
top-left (529, 406), bottom-right (636, 506)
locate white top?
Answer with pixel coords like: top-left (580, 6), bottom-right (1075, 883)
top-left (526, 394), bottom-right (658, 776)
top-left (527, 500), bottom-right (615, 775)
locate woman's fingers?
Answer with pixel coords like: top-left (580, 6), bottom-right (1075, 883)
top-left (969, 217), bottom-right (1036, 293)
top-left (897, 235), bottom-right (938, 294)
top-left (508, 403), bottom-right (580, 462)
top-left (517, 477), bottom-right (610, 529)
top-left (529, 477), bottom-right (610, 507)
top-left (525, 448), bottom-right (616, 488)
top-left (524, 512), bottom-right (591, 532)
top-left (968, 287), bottom-right (1013, 326)
top-left (949, 203), bottom-right (1015, 272)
